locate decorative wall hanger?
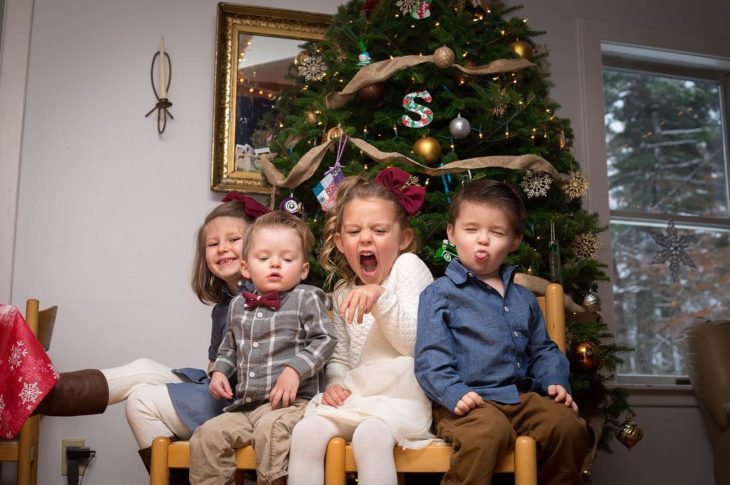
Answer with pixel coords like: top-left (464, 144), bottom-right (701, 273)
top-left (145, 38), bottom-right (173, 134)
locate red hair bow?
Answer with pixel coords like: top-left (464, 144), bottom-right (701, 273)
top-left (375, 167), bottom-right (425, 216)
top-left (222, 192), bottom-right (271, 220)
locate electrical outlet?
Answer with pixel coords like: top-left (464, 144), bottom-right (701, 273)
top-left (61, 439), bottom-right (85, 476)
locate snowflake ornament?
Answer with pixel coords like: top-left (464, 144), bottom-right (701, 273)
top-left (573, 232), bottom-right (599, 260)
top-left (649, 218), bottom-right (696, 282)
top-left (520, 170), bottom-right (553, 198)
top-left (562, 170), bottom-right (590, 199)
top-left (396, 0), bottom-right (417, 15)
top-left (297, 55), bottom-right (327, 82)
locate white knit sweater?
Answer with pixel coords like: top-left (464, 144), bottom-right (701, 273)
top-left (325, 253), bottom-right (434, 387)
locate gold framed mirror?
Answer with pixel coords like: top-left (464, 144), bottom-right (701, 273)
top-left (211, 3), bottom-right (331, 194)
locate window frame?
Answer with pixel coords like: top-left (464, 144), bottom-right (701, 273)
top-left (577, 18), bottom-right (730, 387)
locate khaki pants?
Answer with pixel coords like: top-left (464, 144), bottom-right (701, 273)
top-left (189, 400), bottom-right (307, 485)
top-left (433, 392), bottom-right (588, 485)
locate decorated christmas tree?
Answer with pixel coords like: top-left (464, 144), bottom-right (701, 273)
top-left (256, 0), bottom-right (639, 469)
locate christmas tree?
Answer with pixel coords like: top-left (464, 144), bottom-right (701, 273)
top-left (257, 0), bottom-right (636, 461)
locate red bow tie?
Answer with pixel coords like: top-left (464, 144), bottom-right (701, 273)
top-left (243, 291), bottom-right (280, 311)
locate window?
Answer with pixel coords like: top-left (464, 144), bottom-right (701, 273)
top-left (602, 44), bottom-right (730, 383)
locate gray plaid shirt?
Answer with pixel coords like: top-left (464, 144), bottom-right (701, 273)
top-left (212, 284), bottom-right (336, 411)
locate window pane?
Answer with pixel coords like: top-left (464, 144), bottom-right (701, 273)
top-left (604, 68), bottom-right (729, 217)
top-left (611, 222), bottom-right (730, 376)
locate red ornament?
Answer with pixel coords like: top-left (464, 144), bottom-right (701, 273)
top-left (364, 0), bottom-right (380, 18)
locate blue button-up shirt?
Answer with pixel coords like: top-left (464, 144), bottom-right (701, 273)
top-left (415, 260), bottom-right (570, 412)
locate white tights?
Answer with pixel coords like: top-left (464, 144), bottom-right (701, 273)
top-left (101, 358), bottom-right (190, 449)
top-left (288, 415), bottom-right (397, 485)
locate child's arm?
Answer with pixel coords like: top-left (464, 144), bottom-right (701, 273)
top-left (209, 301), bottom-right (239, 381)
top-left (368, 253), bottom-right (434, 356)
top-left (415, 285), bottom-right (473, 413)
top-left (524, 295), bottom-right (572, 395)
top-left (285, 288), bottom-right (338, 382)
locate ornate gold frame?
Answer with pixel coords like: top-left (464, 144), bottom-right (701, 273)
top-left (210, 3), bottom-right (331, 194)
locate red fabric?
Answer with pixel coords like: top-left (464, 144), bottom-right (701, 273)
top-left (0, 304), bottom-right (59, 439)
top-left (374, 166), bottom-right (426, 216)
top-left (242, 291), bottom-right (281, 311)
top-left (222, 193), bottom-right (272, 220)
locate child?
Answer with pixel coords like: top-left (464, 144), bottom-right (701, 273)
top-left (415, 179), bottom-right (588, 485)
top-left (189, 210), bottom-right (337, 485)
top-left (28, 193), bottom-right (270, 477)
top-left (288, 167), bottom-right (435, 485)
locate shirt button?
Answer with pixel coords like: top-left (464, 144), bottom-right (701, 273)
top-left (253, 342), bottom-right (259, 348)
top-left (516, 362), bottom-right (522, 368)
top-left (504, 306), bottom-right (510, 312)
top-left (245, 397), bottom-right (252, 403)
top-left (513, 331), bottom-right (520, 338)
top-left (249, 371), bottom-right (255, 377)
top-left (467, 272), bottom-right (473, 277)
top-left (257, 312), bottom-right (263, 318)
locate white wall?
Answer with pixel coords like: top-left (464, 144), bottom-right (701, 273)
top-left (3, 0), bottom-right (729, 483)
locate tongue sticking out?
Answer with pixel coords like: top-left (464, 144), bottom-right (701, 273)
top-left (360, 254), bottom-right (378, 274)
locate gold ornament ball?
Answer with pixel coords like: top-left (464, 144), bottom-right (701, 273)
top-left (295, 51), bottom-right (310, 65)
top-left (413, 136), bottom-right (442, 164)
top-left (434, 46), bottom-right (456, 68)
top-left (582, 291), bottom-right (601, 312)
top-left (357, 83), bottom-right (384, 102)
top-left (571, 340), bottom-right (600, 371)
top-left (325, 125), bottom-right (344, 142)
top-left (510, 40), bottom-right (533, 61)
top-left (615, 416), bottom-right (644, 451)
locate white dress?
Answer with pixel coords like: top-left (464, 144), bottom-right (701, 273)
top-left (306, 253), bottom-right (435, 448)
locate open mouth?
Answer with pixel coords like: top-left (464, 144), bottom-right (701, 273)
top-left (359, 252), bottom-right (378, 276)
top-left (475, 250), bottom-right (489, 262)
top-left (218, 257), bottom-right (236, 265)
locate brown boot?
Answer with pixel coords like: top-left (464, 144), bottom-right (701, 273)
top-left (138, 446), bottom-right (152, 473)
top-left (33, 369), bottom-right (109, 416)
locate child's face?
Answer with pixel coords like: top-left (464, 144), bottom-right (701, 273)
top-left (447, 200), bottom-right (522, 281)
top-left (204, 216), bottom-right (247, 288)
top-left (241, 226), bottom-right (309, 294)
top-left (334, 197), bottom-right (413, 286)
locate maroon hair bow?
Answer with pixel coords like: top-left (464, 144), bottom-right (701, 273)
top-left (374, 167), bottom-right (426, 216)
top-left (222, 192), bottom-right (271, 220)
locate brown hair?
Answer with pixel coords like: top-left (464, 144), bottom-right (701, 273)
top-left (192, 201), bottom-right (254, 304)
top-left (243, 210), bottom-right (315, 259)
top-left (319, 174), bottom-right (418, 290)
top-left (448, 179), bottom-right (526, 236)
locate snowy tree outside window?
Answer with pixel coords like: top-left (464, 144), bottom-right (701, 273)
top-left (602, 51), bottom-right (730, 380)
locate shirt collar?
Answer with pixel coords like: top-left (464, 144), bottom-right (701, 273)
top-left (444, 259), bottom-right (517, 288)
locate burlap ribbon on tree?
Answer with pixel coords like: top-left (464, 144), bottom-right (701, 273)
top-left (326, 55), bottom-right (534, 109)
top-left (514, 273), bottom-right (586, 314)
top-left (258, 136), bottom-right (564, 190)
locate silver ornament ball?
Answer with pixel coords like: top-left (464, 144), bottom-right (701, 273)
top-left (582, 291), bottom-right (601, 312)
top-left (449, 114), bottom-right (471, 139)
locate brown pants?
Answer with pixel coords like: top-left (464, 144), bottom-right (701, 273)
top-left (433, 392), bottom-right (587, 485)
top-left (189, 400), bottom-right (307, 485)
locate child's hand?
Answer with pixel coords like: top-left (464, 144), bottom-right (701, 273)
top-left (322, 384), bottom-right (351, 407)
top-left (209, 371), bottom-right (233, 400)
top-left (270, 366), bottom-right (300, 410)
top-left (340, 284), bottom-right (385, 324)
top-left (454, 391), bottom-right (484, 416)
top-left (547, 384), bottom-right (578, 412)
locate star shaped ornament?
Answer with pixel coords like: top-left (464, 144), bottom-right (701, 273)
top-left (649, 219), bottom-right (696, 282)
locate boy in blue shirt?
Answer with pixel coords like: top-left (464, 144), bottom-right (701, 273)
top-left (415, 179), bottom-right (587, 485)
